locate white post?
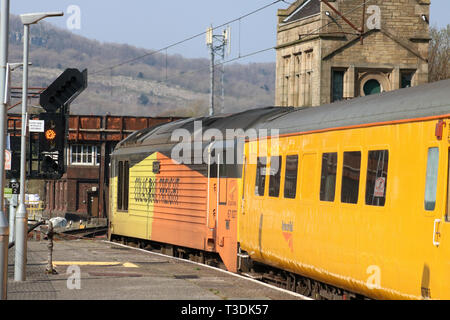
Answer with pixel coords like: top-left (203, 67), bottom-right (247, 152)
top-left (15, 24), bottom-right (29, 282)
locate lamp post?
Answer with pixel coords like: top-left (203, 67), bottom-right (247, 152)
top-left (0, 0), bottom-right (10, 301)
top-left (15, 11), bottom-right (63, 282)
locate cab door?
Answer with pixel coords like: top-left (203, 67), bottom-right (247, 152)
top-left (215, 144), bottom-right (238, 272)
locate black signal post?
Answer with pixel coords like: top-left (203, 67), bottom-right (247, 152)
top-left (38, 112), bottom-right (65, 175)
top-left (36, 68), bottom-right (87, 177)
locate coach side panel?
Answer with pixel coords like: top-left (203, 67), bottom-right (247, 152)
top-left (239, 119), bottom-right (448, 299)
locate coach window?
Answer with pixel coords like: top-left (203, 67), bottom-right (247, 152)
top-left (117, 160), bottom-right (129, 211)
top-left (284, 155), bottom-right (299, 199)
top-left (425, 147), bottom-right (439, 211)
top-left (320, 153), bottom-right (338, 202)
top-left (341, 152), bottom-right (361, 204)
top-left (269, 156), bottom-right (282, 198)
top-left (255, 157), bottom-right (267, 196)
top-left (365, 150), bottom-right (389, 207)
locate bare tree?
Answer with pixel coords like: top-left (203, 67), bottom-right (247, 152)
top-left (429, 25), bottom-right (450, 82)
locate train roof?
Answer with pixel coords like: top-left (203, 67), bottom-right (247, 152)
top-left (113, 79), bottom-right (450, 157)
top-left (113, 106), bottom-right (293, 155)
top-left (253, 79), bottom-right (450, 136)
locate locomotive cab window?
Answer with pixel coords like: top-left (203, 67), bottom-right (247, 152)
top-left (269, 156), bottom-right (282, 198)
top-left (365, 150), bottom-right (389, 207)
top-left (284, 155), bottom-right (299, 199)
top-left (117, 160), bottom-right (129, 211)
top-left (320, 153), bottom-right (338, 202)
top-left (255, 157), bottom-right (267, 196)
top-left (341, 152), bottom-right (361, 204)
top-left (425, 147), bottom-right (439, 211)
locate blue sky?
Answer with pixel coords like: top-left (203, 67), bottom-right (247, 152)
top-left (9, 0), bottom-right (450, 64)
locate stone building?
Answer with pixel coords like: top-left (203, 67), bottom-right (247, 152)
top-left (275, 0), bottom-right (430, 107)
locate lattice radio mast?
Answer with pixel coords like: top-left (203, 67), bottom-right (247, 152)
top-left (206, 25), bottom-right (231, 116)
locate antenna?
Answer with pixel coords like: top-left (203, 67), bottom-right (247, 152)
top-left (206, 26), bottom-right (213, 46)
top-left (226, 26), bottom-right (231, 57)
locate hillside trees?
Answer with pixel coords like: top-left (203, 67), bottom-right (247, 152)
top-left (429, 25), bottom-right (450, 82)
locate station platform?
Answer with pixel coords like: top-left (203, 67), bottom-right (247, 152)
top-left (6, 239), bottom-right (307, 301)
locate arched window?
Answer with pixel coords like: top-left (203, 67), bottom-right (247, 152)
top-left (363, 79), bottom-right (381, 96)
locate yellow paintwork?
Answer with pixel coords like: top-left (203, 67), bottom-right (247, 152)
top-left (110, 153), bottom-right (158, 240)
top-left (239, 119), bottom-right (450, 300)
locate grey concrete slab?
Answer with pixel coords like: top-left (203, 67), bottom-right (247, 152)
top-left (6, 239), bottom-right (306, 300)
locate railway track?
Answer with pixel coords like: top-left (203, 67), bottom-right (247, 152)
top-left (110, 235), bottom-right (368, 300)
top-left (52, 226), bottom-right (108, 240)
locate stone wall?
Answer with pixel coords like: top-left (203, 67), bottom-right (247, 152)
top-left (275, 0), bottom-right (430, 107)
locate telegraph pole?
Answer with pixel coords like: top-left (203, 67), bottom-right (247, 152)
top-left (206, 26), bottom-right (230, 116)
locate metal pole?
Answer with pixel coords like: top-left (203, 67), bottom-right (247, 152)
top-left (221, 63), bottom-right (225, 114)
top-left (15, 23), bottom-right (29, 282)
top-left (0, 0), bottom-right (10, 300)
top-left (8, 184), bottom-right (17, 244)
top-left (209, 45), bottom-right (214, 116)
top-left (45, 220), bottom-right (54, 274)
top-left (0, 214), bottom-right (7, 300)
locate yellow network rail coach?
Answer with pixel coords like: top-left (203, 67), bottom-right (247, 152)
top-left (109, 79), bottom-right (450, 300)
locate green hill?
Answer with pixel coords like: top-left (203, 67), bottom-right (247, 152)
top-left (7, 15), bottom-right (275, 117)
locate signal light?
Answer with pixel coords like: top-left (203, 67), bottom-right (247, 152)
top-left (45, 129), bottom-right (56, 141)
top-left (40, 68), bottom-right (87, 113)
top-left (39, 112), bottom-right (66, 176)
top-left (39, 113), bottom-right (65, 153)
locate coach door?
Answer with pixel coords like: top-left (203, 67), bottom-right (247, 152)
top-left (435, 145), bottom-right (450, 299)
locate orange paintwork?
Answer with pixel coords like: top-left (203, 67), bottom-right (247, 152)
top-left (110, 152), bottom-right (238, 272)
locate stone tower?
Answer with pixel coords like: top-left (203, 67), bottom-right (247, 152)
top-left (275, 0), bottom-right (430, 107)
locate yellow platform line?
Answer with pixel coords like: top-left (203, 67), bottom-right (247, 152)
top-left (48, 261), bottom-right (139, 268)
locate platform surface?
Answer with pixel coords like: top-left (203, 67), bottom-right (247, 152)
top-left (6, 239), bottom-right (306, 300)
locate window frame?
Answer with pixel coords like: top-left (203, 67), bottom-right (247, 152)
top-left (424, 147), bottom-right (440, 212)
top-left (117, 160), bottom-right (129, 212)
top-left (255, 156), bottom-right (267, 197)
top-left (320, 152), bottom-right (338, 202)
top-left (331, 69), bottom-right (345, 102)
top-left (365, 149), bottom-right (389, 207)
top-left (70, 144), bottom-right (100, 166)
top-left (268, 155), bottom-right (282, 198)
top-left (284, 154), bottom-right (299, 199)
top-left (341, 151), bottom-right (362, 205)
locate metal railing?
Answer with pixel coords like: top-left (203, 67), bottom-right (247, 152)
top-left (25, 200), bottom-right (44, 220)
